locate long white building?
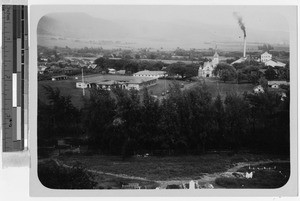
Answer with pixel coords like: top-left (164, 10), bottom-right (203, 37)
top-left (76, 75), bottom-right (157, 91)
top-left (133, 70), bottom-right (167, 78)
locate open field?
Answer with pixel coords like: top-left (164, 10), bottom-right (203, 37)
top-left (38, 79), bottom-right (88, 108)
top-left (199, 77), bottom-right (254, 99)
top-left (57, 153), bottom-right (288, 182)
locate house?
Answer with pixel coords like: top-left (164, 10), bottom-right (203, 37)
top-left (268, 81), bottom-right (289, 88)
top-left (63, 67), bottom-right (78, 74)
top-left (253, 85), bottom-right (264, 94)
top-left (264, 60), bottom-right (286, 68)
top-left (51, 75), bottom-right (68, 81)
top-left (38, 65), bottom-right (47, 74)
top-left (76, 82), bottom-right (88, 89)
top-left (108, 68), bottom-right (116, 74)
top-left (261, 52), bottom-right (272, 62)
top-left (133, 70), bottom-right (167, 78)
top-left (116, 70), bottom-right (126, 75)
top-left (88, 64), bottom-right (97, 69)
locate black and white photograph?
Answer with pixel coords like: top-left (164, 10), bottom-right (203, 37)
top-left (36, 5), bottom-right (292, 190)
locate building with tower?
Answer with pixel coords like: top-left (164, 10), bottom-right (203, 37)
top-left (198, 50), bottom-right (219, 78)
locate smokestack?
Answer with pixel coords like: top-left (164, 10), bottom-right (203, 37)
top-left (243, 37), bottom-right (246, 58)
top-left (233, 12), bottom-right (247, 58)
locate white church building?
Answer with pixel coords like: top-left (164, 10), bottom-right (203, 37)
top-left (198, 51), bottom-right (219, 78)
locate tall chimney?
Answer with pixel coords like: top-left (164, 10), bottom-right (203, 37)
top-left (243, 37), bottom-right (246, 58)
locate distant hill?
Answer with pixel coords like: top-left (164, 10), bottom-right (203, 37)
top-left (38, 13), bottom-right (129, 39)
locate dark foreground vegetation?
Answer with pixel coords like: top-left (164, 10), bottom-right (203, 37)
top-left (38, 154), bottom-right (289, 189)
top-left (215, 162), bottom-right (290, 188)
top-left (38, 81), bottom-right (290, 158)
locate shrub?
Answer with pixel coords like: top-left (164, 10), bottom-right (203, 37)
top-left (38, 160), bottom-right (97, 189)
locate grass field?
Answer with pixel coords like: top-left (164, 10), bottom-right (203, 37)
top-left (58, 153), bottom-right (286, 181)
top-left (38, 79), bottom-right (88, 108)
top-left (200, 77), bottom-right (254, 99)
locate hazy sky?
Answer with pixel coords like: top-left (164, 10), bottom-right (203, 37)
top-left (82, 5), bottom-right (290, 33)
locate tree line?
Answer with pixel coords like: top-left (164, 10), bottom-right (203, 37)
top-left (38, 82), bottom-right (290, 157)
top-left (213, 61), bottom-right (289, 84)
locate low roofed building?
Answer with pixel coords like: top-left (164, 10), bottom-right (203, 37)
top-left (79, 75), bottom-right (158, 91)
top-left (133, 70), bottom-right (167, 78)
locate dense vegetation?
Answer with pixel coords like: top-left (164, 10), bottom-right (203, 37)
top-left (38, 160), bottom-right (97, 189)
top-left (38, 81), bottom-right (290, 157)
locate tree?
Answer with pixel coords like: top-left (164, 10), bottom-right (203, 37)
top-left (213, 63), bottom-right (237, 82)
top-left (211, 94), bottom-right (225, 148)
top-left (167, 62), bottom-right (187, 78)
top-left (41, 85), bottom-right (81, 139)
top-left (83, 87), bottom-right (116, 151)
top-left (264, 67), bottom-right (277, 80)
top-left (258, 77), bottom-right (268, 90)
top-left (94, 57), bottom-right (105, 67)
top-left (224, 93), bottom-right (249, 151)
top-left (243, 66), bottom-right (261, 84)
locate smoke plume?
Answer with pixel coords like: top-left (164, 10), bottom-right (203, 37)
top-left (233, 12), bottom-right (246, 38)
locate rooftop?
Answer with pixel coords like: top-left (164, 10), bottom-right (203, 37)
top-left (268, 80), bottom-right (289, 85)
top-left (82, 75), bottom-right (157, 85)
top-left (133, 70), bottom-right (167, 76)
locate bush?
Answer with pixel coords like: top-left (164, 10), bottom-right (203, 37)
top-left (38, 160), bottom-right (97, 189)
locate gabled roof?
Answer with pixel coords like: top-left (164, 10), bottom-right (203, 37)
top-left (264, 60), bottom-right (286, 67)
top-left (261, 52), bottom-right (272, 56)
top-left (231, 57), bottom-right (247, 65)
top-left (133, 70), bottom-right (166, 76)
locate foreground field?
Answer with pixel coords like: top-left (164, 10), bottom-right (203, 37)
top-left (51, 153), bottom-right (289, 189)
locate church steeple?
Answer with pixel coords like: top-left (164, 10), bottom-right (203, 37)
top-left (212, 44), bottom-right (219, 67)
top-left (213, 44), bottom-right (219, 58)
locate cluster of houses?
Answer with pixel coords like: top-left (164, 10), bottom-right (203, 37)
top-left (253, 80), bottom-right (289, 101)
top-left (197, 50), bottom-right (289, 99)
top-left (38, 57), bottom-right (97, 75)
top-left (198, 51), bottom-right (287, 79)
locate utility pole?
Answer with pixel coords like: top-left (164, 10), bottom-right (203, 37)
top-left (82, 68), bottom-right (85, 96)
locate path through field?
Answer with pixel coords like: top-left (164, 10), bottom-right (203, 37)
top-left (53, 158), bottom-right (288, 189)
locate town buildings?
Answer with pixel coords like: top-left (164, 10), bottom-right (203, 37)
top-left (76, 75), bottom-right (157, 91)
top-left (261, 52), bottom-right (286, 67)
